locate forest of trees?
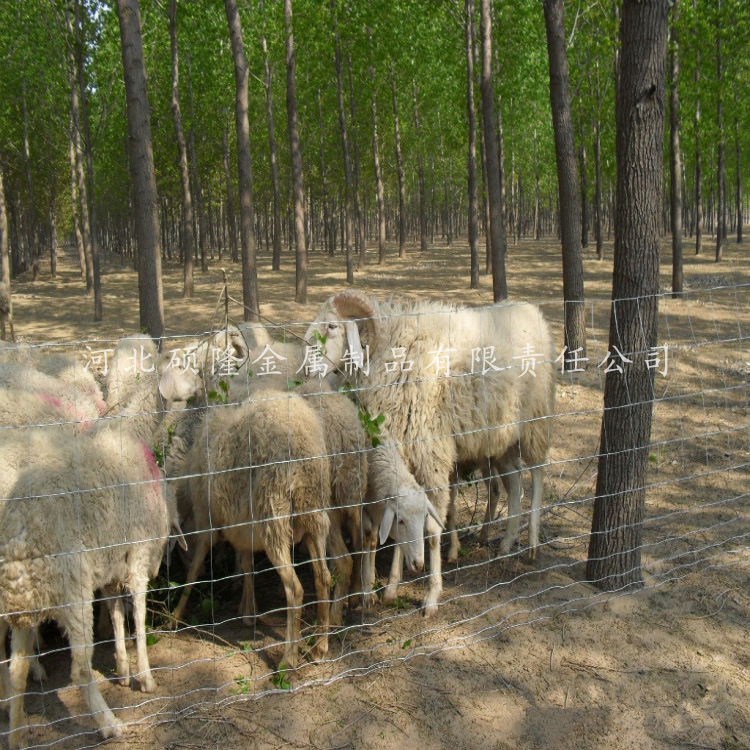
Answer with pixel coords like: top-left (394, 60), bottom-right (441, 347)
top-left (0, 0), bottom-right (747, 327)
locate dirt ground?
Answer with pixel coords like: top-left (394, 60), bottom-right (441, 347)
top-left (2, 234), bottom-right (749, 750)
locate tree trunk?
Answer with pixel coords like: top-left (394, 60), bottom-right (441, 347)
top-left (168, 0), bottom-right (195, 298)
top-left (317, 91), bottom-right (332, 258)
top-left (733, 87), bottom-right (742, 244)
top-left (76, 0), bottom-right (102, 319)
top-left (347, 54), bottom-right (366, 266)
top-left (285, 0), bottom-right (307, 301)
top-left (669, 0), bottom-right (683, 296)
top-left (694, 32), bottom-right (702, 255)
top-left (543, 0), bottom-right (586, 354)
top-left (260, 2), bottom-right (282, 272)
top-left (369, 51), bottom-right (386, 264)
top-left (391, 64), bottom-right (407, 259)
top-left (594, 63), bottom-right (604, 260)
top-left (20, 79), bottom-right (38, 280)
top-left (579, 122), bottom-right (589, 248)
top-left (116, 0), bottom-right (165, 339)
top-left (0, 169), bottom-right (10, 285)
top-left (587, 0), bottom-right (668, 591)
top-left (413, 81), bottom-right (428, 253)
top-left (222, 121), bottom-right (238, 264)
top-left (715, 0), bottom-right (724, 262)
top-left (479, 0), bottom-right (507, 301)
top-left (225, 0), bottom-right (259, 320)
top-left (331, 0), bottom-right (353, 283)
top-left (49, 176), bottom-right (57, 278)
top-left (466, 0), bottom-right (479, 287)
top-left (68, 111), bottom-right (86, 278)
top-left (534, 128), bottom-right (542, 240)
top-left (185, 58), bottom-right (206, 272)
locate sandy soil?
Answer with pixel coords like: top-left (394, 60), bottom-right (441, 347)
top-left (2, 234), bottom-right (748, 750)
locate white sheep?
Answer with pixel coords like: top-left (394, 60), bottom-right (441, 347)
top-left (0, 345), bottom-right (106, 415)
top-left (0, 427), bottom-right (187, 749)
top-left (172, 388), bottom-right (332, 669)
top-left (305, 291), bottom-right (555, 615)
top-left (0, 281), bottom-right (15, 342)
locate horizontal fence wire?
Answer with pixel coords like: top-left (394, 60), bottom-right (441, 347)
top-left (0, 284), bottom-right (747, 749)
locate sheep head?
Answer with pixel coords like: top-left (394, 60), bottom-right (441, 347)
top-left (304, 290), bottom-right (383, 377)
top-left (379, 486), bottom-right (444, 574)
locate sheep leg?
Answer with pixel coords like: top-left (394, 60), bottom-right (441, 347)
top-left (446, 482), bottom-right (461, 563)
top-left (63, 601), bottom-right (122, 740)
top-left (327, 522), bottom-right (351, 627)
top-left (106, 594), bottom-right (131, 687)
top-left (528, 466), bottom-right (543, 561)
top-left (0, 620), bottom-right (10, 703)
top-left (478, 470), bottom-right (506, 543)
top-left (130, 573), bottom-right (156, 693)
top-left (305, 526), bottom-right (331, 660)
top-left (422, 514), bottom-right (444, 617)
top-left (382, 545), bottom-right (403, 604)
top-left (357, 528), bottom-right (379, 609)
top-left (499, 468), bottom-right (524, 556)
top-left (264, 542), bottom-right (303, 670)
top-left (237, 550), bottom-right (257, 626)
top-left (172, 532), bottom-right (212, 624)
top-left (8, 626), bottom-right (34, 750)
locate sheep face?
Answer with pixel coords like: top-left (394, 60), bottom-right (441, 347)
top-left (379, 487), bottom-right (443, 574)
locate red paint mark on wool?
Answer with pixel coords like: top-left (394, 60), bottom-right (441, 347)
top-left (140, 441), bottom-right (161, 481)
top-left (39, 393), bottom-right (62, 409)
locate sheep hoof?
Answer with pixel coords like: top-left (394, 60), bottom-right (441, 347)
top-left (422, 602), bottom-right (439, 618)
top-left (382, 584), bottom-right (399, 605)
top-left (8, 727), bottom-right (27, 750)
top-left (117, 674), bottom-right (132, 688)
top-left (446, 548), bottom-right (459, 564)
top-left (30, 659), bottom-right (47, 683)
top-left (100, 720), bottom-right (123, 740)
top-left (361, 591), bottom-right (378, 610)
top-left (308, 639), bottom-right (329, 662)
top-left (241, 615), bottom-right (257, 628)
top-left (528, 547), bottom-right (538, 563)
top-left (138, 675), bottom-right (157, 694)
top-left (329, 606), bottom-right (344, 628)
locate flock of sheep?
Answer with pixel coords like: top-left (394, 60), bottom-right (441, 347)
top-left (0, 289), bottom-right (556, 748)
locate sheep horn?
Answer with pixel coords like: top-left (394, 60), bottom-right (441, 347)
top-left (331, 290), bottom-right (383, 351)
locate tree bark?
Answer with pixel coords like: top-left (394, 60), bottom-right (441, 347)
top-left (534, 129), bottom-right (542, 240)
top-left (715, 0), bottom-right (725, 262)
top-left (20, 78), bottom-right (38, 280)
top-left (68, 111), bottom-right (86, 278)
top-left (317, 91), bottom-right (332, 257)
top-left (733, 87), bottom-right (742, 244)
top-left (331, 0), bottom-right (354, 282)
top-left (579, 122), bottom-right (589, 248)
top-left (693, 24), bottom-right (702, 255)
top-left (225, 0), bottom-right (259, 320)
top-left (347, 54), bottom-right (366, 266)
top-left (413, 81), bottom-right (428, 253)
top-left (222, 120), bottom-right (238, 263)
top-left (669, 0), bottom-right (683, 296)
top-left (587, 0), bottom-right (668, 591)
top-left (369, 52), bottom-right (386, 264)
top-left (185, 58), bottom-right (205, 272)
top-left (479, 0), bottom-right (507, 301)
top-left (466, 0), bottom-right (479, 288)
top-left (544, 0), bottom-right (586, 354)
top-left (0, 169), bottom-right (10, 285)
top-left (285, 0), bottom-right (307, 301)
top-left (168, 0), bottom-right (195, 298)
top-left (593, 63), bottom-right (604, 260)
top-left (391, 64), bottom-right (407, 260)
top-left (116, 0), bottom-right (165, 339)
top-left (260, 2), bottom-right (282, 271)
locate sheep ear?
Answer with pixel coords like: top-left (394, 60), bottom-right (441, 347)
top-left (172, 519), bottom-right (188, 551)
top-left (379, 505), bottom-right (396, 545)
top-left (159, 367), bottom-right (178, 401)
top-left (426, 499), bottom-right (445, 530)
top-left (345, 321), bottom-right (363, 359)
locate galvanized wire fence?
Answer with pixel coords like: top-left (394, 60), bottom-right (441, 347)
top-left (0, 284), bottom-right (747, 749)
